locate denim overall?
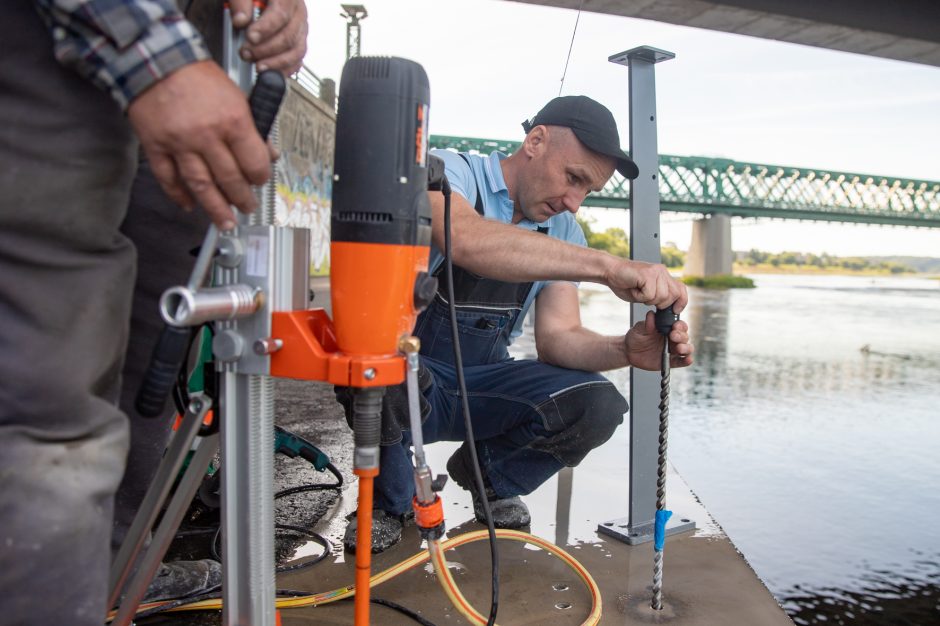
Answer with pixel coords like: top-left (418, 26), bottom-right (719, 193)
top-left (372, 165), bottom-right (628, 515)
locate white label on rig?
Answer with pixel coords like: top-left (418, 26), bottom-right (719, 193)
top-left (246, 235), bottom-right (269, 277)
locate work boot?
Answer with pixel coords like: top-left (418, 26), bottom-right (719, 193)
top-left (446, 443), bottom-right (531, 528)
top-left (140, 559), bottom-right (222, 603)
top-left (343, 509), bottom-right (414, 554)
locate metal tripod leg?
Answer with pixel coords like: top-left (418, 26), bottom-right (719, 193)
top-left (109, 395), bottom-right (217, 624)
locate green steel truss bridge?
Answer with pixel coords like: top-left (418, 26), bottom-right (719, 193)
top-left (430, 135), bottom-right (940, 228)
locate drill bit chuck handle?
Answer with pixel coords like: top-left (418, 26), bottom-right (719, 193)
top-left (655, 305), bottom-right (679, 337)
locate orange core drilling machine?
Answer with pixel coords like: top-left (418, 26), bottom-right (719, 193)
top-left (269, 55), bottom-right (438, 626)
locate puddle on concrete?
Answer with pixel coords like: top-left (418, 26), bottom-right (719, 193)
top-left (289, 539), bottom-right (329, 562)
top-left (302, 432), bottom-right (722, 574)
top-left (282, 333), bottom-right (722, 580)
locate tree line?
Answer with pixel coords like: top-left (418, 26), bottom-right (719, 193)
top-left (576, 217), bottom-right (685, 268)
top-left (737, 249), bottom-right (914, 273)
top-left (576, 217), bottom-right (917, 273)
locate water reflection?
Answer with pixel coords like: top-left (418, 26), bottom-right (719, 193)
top-left (682, 289), bottom-right (730, 402)
top-left (782, 559), bottom-right (940, 626)
top-left (680, 284), bottom-right (932, 401)
top-left (554, 466), bottom-right (573, 548)
top-left (620, 274), bottom-right (940, 626)
top-left (424, 275), bottom-right (938, 625)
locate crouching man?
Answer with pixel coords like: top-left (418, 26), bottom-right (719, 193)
top-left (338, 96), bottom-right (694, 552)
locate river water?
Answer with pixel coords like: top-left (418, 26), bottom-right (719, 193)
top-left (568, 274), bottom-right (940, 625)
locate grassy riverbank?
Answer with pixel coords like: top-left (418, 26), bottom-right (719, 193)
top-left (671, 264), bottom-right (936, 278)
top-left (674, 266), bottom-right (940, 289)
top-left (682, 274), bottom-right (755, 289)
top-left (734, 262), bottom-right (925, 276)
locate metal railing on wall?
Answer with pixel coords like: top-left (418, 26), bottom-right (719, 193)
top-left (293, 64), bottom-right (336, 109)
top-left (294, 64), bottom-right (322, 98)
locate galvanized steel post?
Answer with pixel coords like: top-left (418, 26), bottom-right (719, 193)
top-left (598, 46), bottom-right (695, 546)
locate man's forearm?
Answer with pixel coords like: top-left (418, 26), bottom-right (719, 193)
top-left (434, 191), bottom-right (624, 285)
top-left (430, 182), bottom-right (687, 312)
top-left (536, 326), bottom-right (630, 372)
top-left (460, 217), bottom-right (618, 283)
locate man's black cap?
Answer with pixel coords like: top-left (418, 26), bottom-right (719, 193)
top-left (522, 95), bottom-right (639, 180)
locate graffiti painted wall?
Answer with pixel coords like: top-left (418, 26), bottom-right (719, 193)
top-left (276, 80), bottom-right (334, 275)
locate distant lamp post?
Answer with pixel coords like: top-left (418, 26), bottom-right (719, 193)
top-left (340, 4), bottom-right (368, 60)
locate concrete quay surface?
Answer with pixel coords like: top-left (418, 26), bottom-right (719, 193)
top-left (139, 275), bottom-right (792, 625)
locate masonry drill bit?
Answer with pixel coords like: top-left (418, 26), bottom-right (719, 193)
top-left (652, 305), bottom-right (678, 611)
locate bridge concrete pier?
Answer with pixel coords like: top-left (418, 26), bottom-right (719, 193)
top-left (684, 214), bottom-right (733, 277)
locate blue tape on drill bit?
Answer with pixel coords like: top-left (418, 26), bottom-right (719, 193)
top-left (654, 509), bottom-right (673, 551)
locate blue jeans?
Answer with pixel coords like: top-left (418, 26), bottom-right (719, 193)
top-left (373, 355), bottom-right (627, 514)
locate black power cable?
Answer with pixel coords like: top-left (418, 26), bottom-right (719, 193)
top-left (339, 597), bottom-right (439, 626)
top-left (441, 175), bottom-right (500, 625)
top-left (367, 597), bottom-right (439, 626)
top-left (209, 522), bottom-right (333, 573)
top-left (208, 472), bottom-right (343, 572)
top-left (138, 444), bottom-right (345, 620)
top-left (275, 462), bottom-right (343, 498)
top-left (170, 322), bottom-right (214, 418)
top-left (139, 592), bottom-right (437, 626)
top-left (272, 524), bottom-right (334, 574)
top-left (170, 327), bottom-right (199, 417)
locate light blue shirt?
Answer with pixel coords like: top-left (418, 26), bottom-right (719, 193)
top-left (428, 149), bottom-right (587, 340)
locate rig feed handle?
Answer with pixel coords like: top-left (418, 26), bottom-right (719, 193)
top-left (249, 70), bottom-right (286, 139)
top-left (134, 325), bottom-right (192, 417)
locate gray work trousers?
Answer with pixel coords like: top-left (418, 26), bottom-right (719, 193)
top-left (0, 2), bottom-right (137, 624)
top-left (111, 0), bottom-right (221, 553)
top-left (112, 158), bottom-right (210, 551)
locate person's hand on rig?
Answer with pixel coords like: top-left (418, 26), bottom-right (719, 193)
top-left (605, 259), bottom-right (689, 313)
top-left (624, 310), bottom-right (694, 371)
top-left (232, 0), bottom-right (308, 74)
top-left (127, 61), bottom-right (272, 230)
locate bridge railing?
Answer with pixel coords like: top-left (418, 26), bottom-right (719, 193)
top-left (657, 156), bottom-right (940, 227)
top-left (428, 135), bottom-right (940, 228)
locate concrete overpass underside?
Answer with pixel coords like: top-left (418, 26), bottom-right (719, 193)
top-left (504, 0), bottom-right (940, 67)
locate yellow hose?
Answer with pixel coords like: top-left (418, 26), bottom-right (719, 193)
top-left (118, 529), bottom-right (602, 625)
top-left (429, 538), bottom-right (487, 623)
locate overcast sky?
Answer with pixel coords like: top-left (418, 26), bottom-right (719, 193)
top-left (304, 0), bottom-right (940, 257)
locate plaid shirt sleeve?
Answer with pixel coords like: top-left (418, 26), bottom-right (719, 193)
top-left (33, 0), bottom-right (211, 110)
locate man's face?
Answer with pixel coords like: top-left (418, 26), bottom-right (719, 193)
top-left (513, 126), bottom-right (616, 224)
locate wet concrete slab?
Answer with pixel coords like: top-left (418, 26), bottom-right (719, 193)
top-left (269, 375), bottom-right (792, 626)
top-left (143, 377), bottom-right (791, 626)
top-left (145, 277), bottom-right (792, 624)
